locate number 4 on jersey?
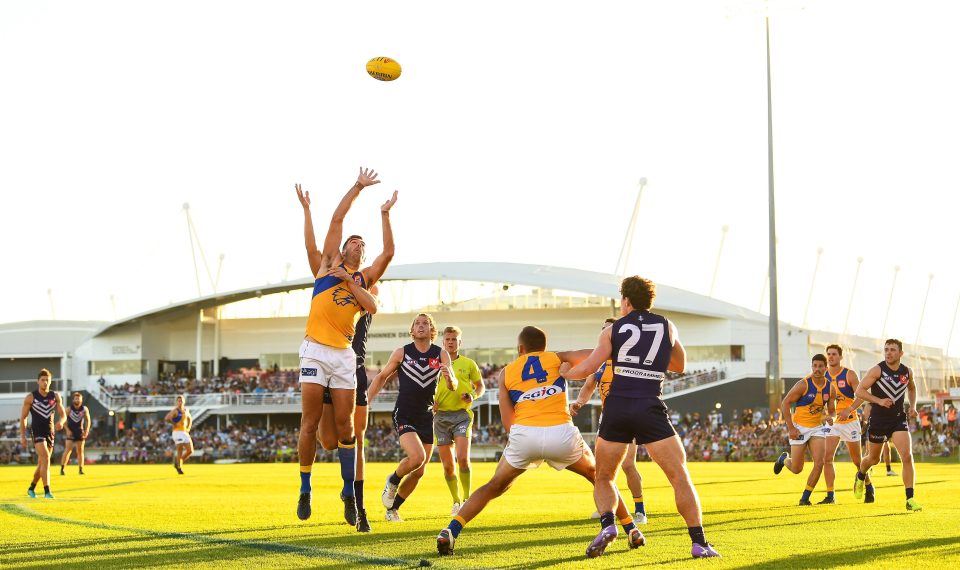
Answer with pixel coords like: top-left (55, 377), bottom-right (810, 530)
top-left (521, 356), bottom-right (549, 383)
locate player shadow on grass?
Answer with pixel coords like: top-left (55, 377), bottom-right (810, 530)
top-left (725, 536), bottom-right (960, 570)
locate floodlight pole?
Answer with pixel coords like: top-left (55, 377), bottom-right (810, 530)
top-left (842, 256), bottom-right (864, 337)
top-left (765, 16), bottom-right (782, 417)
top-left (708, 225), bottom-right (730, 297)
top-left (881, 265), bottom-right (900, 339)
top-left (614, 178), bottom-right (649, 279)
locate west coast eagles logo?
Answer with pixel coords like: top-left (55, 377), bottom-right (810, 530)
top-left (332, 286), bottom-right (357, 307)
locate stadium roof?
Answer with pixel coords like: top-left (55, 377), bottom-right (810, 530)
top-left (94, 262), bottom-right (769, 337)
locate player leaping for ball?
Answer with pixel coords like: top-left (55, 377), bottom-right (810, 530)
top-left (436, 326), bottom-right (643, 557)
top-left (295, 168), bottom-right (397, 524)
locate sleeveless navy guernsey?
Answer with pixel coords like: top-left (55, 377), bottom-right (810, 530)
top-left (871, 361), bottom-right (910, 422)
top-left (30, 389), bottom-right (57, 437)
top-left (608, 310), bottom-right (673, 399)
top-left (395, 343), bottom-right (443, 414)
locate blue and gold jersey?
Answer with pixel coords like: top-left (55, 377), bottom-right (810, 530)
top-left (793, 376), bottom-right (829, 428)
top-left (305, 264), bottom-right (367, 349)
top-left (826, 368), bottom-right (858, 425)
top-left (172, 408), bottom-right (189, 432)
top-left (596, 360), bottom-right (613, 405)
top-left (505, 351), bottom-right (570, 427)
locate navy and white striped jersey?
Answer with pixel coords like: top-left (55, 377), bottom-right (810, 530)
top-left (395, 343), bottom-right (443, 415)
top-left (30, 390), bottom-right (58, 436)
top-left (608, 310), bottom-right (674, 399)
top-left (870, 362), bottom-right (911, 422)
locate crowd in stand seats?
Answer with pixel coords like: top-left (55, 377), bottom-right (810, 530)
top-left (100, 368), bottom-right (303, 397)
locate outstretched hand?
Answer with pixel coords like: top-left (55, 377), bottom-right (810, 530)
top-left (381, 190), bottom-right (398, 213)
top-left (357, 167), bottom-right (381, 188)
top-left (295, 184), bottom-right (311, 209)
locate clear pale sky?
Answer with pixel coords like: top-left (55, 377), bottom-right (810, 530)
top-left (2, 0), bottom-right (958, 354)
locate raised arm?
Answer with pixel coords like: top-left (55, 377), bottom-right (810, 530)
top-left (362, 190), bottom-right (398, 286)
top-left (367, 347), bottom-right (403, 403)
top-left (295, 183), bottom-right (323, 277)
top-left (562, 329), bottom-right (613, 380)
top-left (19, 393), bottom-right (33, 447)
top-left (497, 369), bottom-right (514, 433)
top-left (321, 168), bottom-right (381, 265)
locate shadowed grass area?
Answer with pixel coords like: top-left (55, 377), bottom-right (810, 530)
top-left (1, 462), bottom-right (958, 568)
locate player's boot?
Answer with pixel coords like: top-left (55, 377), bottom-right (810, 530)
top-left (79, 468), bottom-right (85, 475)
top-left (341, 493), bottom-right (358, 526)
top-left (297, 492), bottom-right (312, 521)
top-left (906, 498), bottom-right (923, 511)
top-left (853, 474), bottom-right (865, 500)
top-left (27, 489), bottom-right (36, 499)
top-left (451, 502), bottom-right (462, 516)
top-left (628, 528), bottom-right (646, 549)
top-left (44, 491), bottom-right (54, 499)
top-left (60, 465), bottom-right (65, 476)
top-left (385, 509), bottom-right (403, 522)
top-left (886, 467), bottom-right (898, 476)
top-left (356, 508), bottom-right (371, 533)
top-left (437, 528), bottom-right (455, 556)
top-left (773, 452), bottom-right (788, 475)
top-left (816, 496), bottom-right (836, 505)
top-left (864, 489), bottom-right (875, 503)
top-left (585, 525), bottom-right (617, 558)
top-left (691, 543), bottom-right (722, 558)
top-left (798, 499), bottom-right (812, 506)
top-left (634, 513), bottom-right (648, 525)
top-left (381, 476), bottom-right (398, 508)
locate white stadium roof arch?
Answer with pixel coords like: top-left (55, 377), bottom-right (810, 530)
top-left (96, 262), bottom-right (768, 337)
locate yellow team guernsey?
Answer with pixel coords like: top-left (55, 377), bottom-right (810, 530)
top-left (595, 360), bottom-right (613, 406)
top-left (505, 351), bottom-right (570, 427)
top-left (436, 355), bottom-right (482, 413)
top-left (305, 264), bottom-right (367, 349)
top-left (826, 367), bottom-right (858, 425)
top-left (792, 376), bottom-right (830, 428)
top-left (172, 408), bottom-right (189, 432)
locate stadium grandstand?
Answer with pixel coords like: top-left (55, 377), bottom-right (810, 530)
top-left (2, 262), bottom-right (958, 466)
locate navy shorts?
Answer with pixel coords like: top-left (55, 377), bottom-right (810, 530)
top-left (598, 396), bottom-right (676, 445)
top-left (867, 417), bottom-right (909, 444)
top-left (393, 408), bottom-right (434, 445)
top-left (323, 362), bottom-right (368, 406)
top-left (32, 429), bottom-right (54, 450)
top-left (67, 429), bottom-right (85, 442)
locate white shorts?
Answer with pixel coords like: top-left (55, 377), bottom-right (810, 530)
top-left (789, 423), bottom-right (828, 446)
top-left (172, 431), bottom-right (192, 445)
top-left (826, 421), bottom-right (861, 443)
top-left (503, 423), bottom-right (585, 471)
top-left (298, 339), bottom-right (357, 390)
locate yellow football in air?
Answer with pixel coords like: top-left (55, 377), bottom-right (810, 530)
top-left (366, 57), bottom-right (402, 81)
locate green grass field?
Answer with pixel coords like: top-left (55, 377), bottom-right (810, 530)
top-left (1, 461), bottom-right (958, 569)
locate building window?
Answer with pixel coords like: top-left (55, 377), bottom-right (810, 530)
top-left (685, 345), bottom-right (745, 362)
top-left (88, 360), bottom-right (147, 375)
